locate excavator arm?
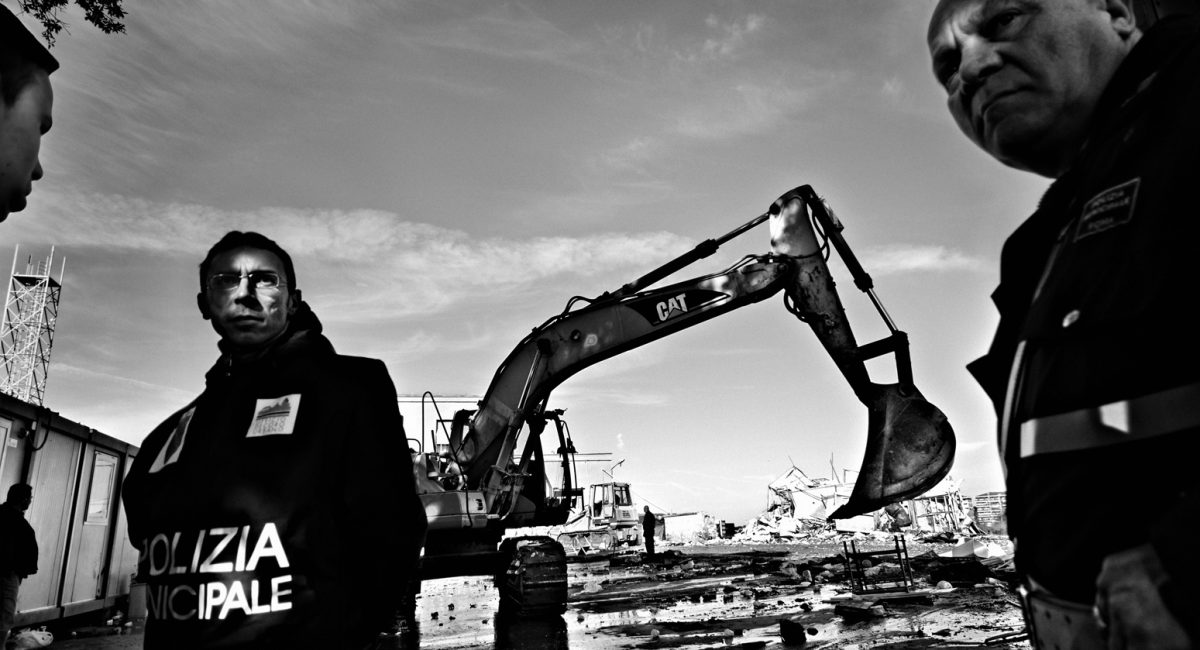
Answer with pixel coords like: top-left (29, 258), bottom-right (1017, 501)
top-left (456, 253), bottom-right (795, 506)
top-left (769, 186), bottom-right (955, 518)
top-left (441, 184), bottom-right (954, 526)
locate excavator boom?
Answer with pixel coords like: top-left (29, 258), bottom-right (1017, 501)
top-left (455, 255), bottom-right (795, 502)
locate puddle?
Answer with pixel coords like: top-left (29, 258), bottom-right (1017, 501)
top-left (406, 545), bottom-right (1029, 649)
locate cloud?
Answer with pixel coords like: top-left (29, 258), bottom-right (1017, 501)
top-left (356, 329), bottom-right (493, 360)
top-left (861, 244), bottom-right (986, 274)
top-left (881, 77), bottom-right (906, 102)
top-left (553, 385), bottom-right (668, 409)
top-left (14, 189), bottom-right (695, 322)
top-left (397, 3), bottom-right (594, 73)
top-left (672, 81), bottom-right (820, 141)
top-left (51, 363), bottom-right (193, 401)
top-left (596, 136), bottom-right (661, 173)
top-left (600, 12), bottom-right (767, 69)
top-left (47, 363), bottom-right (198, 442)
top-left (701, 14), bottom-right (766, 60)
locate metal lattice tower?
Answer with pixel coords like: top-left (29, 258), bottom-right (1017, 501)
top-left (0, 246), bottom-right (66, 406)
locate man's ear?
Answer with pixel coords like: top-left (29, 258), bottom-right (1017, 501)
top-left (289, 289), bottom-right (301, 315)
top-left (1106, 0), bottom-right (1139, 38)
top-left (197, 293), bottom-right (211, 320)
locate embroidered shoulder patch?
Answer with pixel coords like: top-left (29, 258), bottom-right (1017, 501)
top-left (1076, 178), bottom-right (1139, 241)
top-left (247, 394), bottom-right (301, 438)
top-left (149, 407), bottom-right (196, 473)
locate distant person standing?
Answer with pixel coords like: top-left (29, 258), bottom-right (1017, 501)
top-left (122, 231), bottom-right (427, 649)
top-left (0, 483), bottom-right (37, 648)
top-left (0, 4), bottom-right (57, 223)
top-left (642, 506), bottom-right (657, 559)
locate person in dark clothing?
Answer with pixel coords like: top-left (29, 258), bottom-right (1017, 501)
top-left (0, 4), bottom-right (57, 223)
top-left (928, 1), bottom-right (1199, 647)
top-left (641, 506), bottom-right (657, 559)
top-left (0, 483), bottom-right (37, 648)
top-left (122, 232), bottom-right (427, 650)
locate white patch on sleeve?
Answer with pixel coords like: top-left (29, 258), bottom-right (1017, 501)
top-left (246, 394), bottom-right (301, 438)
top-left (149, 407), bottom-right (196, 473)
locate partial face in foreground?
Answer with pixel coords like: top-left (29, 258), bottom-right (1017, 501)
top-left (200, 247), bottom-right (297, 352)
top-left (927, 0), bottom-right (1138, 177)
top-left (0, 69), bottom-right (53, 221)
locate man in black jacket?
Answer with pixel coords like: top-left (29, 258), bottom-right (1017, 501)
top-left (641, 506), bottom-right (657, 559)
top-left (0, 483), bottom-right (37, 649)
top-left (928, 1), bottom-right (1198, 647)
top-left (122, 231), bottom-right (427, 649)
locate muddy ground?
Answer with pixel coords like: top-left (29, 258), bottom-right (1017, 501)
top-left (412, 536), bottom-right (1027, 649)
top-left (46, 537), bottom-right (1029, 649)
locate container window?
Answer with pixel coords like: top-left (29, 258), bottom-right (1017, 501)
top-left (86, 452), bottom-right (118, 524)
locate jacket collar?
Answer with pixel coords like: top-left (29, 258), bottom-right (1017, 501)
top-left (206, 301), bottom-right (334, 382)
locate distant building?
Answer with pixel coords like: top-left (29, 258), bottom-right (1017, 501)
top-left (660, 512), bottom-right (715, 544)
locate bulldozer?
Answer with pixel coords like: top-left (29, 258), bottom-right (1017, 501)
top-left (554, 481), bottom-right (641, 556)
top-left (408, 185), bottom-right (957, 616)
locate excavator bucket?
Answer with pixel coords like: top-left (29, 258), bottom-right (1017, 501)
top-left (769, 187), bottom-right (956, 520)
top-left (830, 383), bottom-right (955, 519)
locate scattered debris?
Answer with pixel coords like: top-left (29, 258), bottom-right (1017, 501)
top-left (734, 466), bottom-right (982, 543)
top-left (833, 599), bottom-right (887, 622)
top-left (9, 627), bottom-right (53, 649)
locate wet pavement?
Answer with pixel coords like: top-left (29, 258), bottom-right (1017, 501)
top-left (40, 538), bottom-right (1030, 649)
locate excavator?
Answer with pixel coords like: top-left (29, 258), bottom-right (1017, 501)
top-left (409, 185), bottom-right (956, 615)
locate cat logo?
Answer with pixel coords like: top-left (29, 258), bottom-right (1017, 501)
top-left (655, 294), bottom-right (690, 321)
top-left (629, 289), bottom-right (726, 325)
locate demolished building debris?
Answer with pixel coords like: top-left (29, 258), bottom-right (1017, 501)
top-left (736, 466), bottom-right (980, 542)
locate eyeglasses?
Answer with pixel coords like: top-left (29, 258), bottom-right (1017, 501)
top-left (206, 271), bottom-right (284, 293)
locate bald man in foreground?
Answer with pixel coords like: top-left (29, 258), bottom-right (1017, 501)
top-left (928, 0), bottom-right (1199, 647)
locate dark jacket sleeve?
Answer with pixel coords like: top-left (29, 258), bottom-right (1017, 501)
top-left (1, 507), bottom-right (39, 578)
top-left (121, 405), bottom-right (189, 552)
top-left (341, 359), bottom-right (427, 626)
top-left (18, 519), bottom-right (37, 578)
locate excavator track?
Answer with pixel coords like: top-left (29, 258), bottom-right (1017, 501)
top-left (495, 537), bottom-right (568, 617)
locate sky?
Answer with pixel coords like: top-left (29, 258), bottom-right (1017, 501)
top-left (6, 0), bottom-right (1053, 526)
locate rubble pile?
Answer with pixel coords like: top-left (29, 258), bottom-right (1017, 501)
top-left (730, 466), bottom-right (982, 543)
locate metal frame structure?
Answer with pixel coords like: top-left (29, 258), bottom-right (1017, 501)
top-left (0, 246), bottom-right (65, 406)
top-left (842, 536), bottom-right (915, 595)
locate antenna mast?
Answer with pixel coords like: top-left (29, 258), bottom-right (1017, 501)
top-left (0, 245), bottom-right (66, 406)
